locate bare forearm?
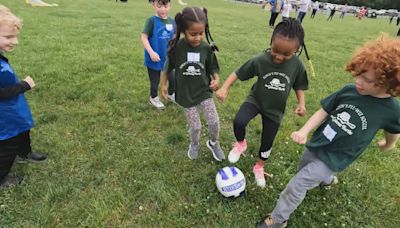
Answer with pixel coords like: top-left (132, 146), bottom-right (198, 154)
top-left (141, 33), bottom-right (154, 54)
top-left (295, 90), bottom-right (305, 106)
top-left (298, 108), bottom-right (328, 134)
top-left (220, 72), bottom-right (238, 90)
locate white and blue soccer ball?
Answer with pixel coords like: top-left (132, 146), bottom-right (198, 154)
top-left (216, 166), bottom-right (246, 198)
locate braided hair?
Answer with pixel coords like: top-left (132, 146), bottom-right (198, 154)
top-left (270, 18), bottom-right (304, 49)
top-left (168, 6), bottom-right (218, 55)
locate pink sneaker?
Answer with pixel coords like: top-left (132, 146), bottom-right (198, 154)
top-left (228, 140), bottom-right (247, 163)
top-left (253, 164), bottom-right (266, 188)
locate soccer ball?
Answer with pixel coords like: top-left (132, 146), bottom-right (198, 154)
top-left (216, 166), bottom-right (246, 198)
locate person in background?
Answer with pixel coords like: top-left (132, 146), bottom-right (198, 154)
top-left (310, 1), bottom-right (319, 19)
top-left (339, 3), bottom-right (347, 19)
top-left (141, 0), bottom-right (175, 110)
top-left (281, 0), bottom-right (292, 20)
top-left (297, 0), bottom-right (311, 23)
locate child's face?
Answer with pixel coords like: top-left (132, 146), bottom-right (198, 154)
top-left (184, 22), bottom-right (205, 48)
top-left (354, 68), bottom-right (389, 97)
top-left (270, 35), bottom-right (299, 64)
top-left (0, 24), bottom-right (19, 52)
top-left (152, 1), bottom-right (171, 19)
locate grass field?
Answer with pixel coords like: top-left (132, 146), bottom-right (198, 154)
top-left (1, 0), bottom-right (399, 227)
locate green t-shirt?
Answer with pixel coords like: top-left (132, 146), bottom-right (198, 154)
top-left (307, 84), bottom-right (400, 171)
top-left (142, 16), bottom-right (174, 37)
top-left (235, 51), bottom-right (308, 123)
top-left (165, 39), bottom-right (219, 108)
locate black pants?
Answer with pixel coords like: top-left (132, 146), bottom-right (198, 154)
top-left (269, 12), bottom-right (279, 27)
top-left (311, 9), bottom-right (317, 18)
top-left (147, 67), bottom-right (175, 98)
top-left (397, 27), bottom-right (400, 36)
top-left (397, 17), bottom-right (400, 26)
top-left (233, 102), bottom-right (280, 160)
top-left (0, 131), bottom-right (31, 181)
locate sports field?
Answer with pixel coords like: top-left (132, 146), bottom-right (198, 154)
top-left (1, 0), bottom-right (399, 227)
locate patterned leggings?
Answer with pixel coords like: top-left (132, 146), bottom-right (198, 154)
top-left (183, 98), bottom-right (219, 145)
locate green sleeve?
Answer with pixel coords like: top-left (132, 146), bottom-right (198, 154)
top-left (235, 57), bottom-right (257, 81)
top-left (206, 49), bottom-right (220, 75)
top-left (142, 17), bottom-right (154, 37)
top-left (292, 60), bottom-right (308, 90)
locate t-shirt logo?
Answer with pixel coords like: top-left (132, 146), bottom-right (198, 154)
top-left (183, 65), bottom-right (201, 76)
top-left (0, 62), bottom-right (14, 74)
top-left (331, 111), bottom-right (356, 135)
top-left (265, 78), bottom-right (285, 91)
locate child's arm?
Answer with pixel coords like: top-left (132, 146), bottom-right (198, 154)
top-left (140, 33), bottom-right (160, 62)
top-left (0, 76), bottom-right (35, 100)
top-left (216, 72), bottom-right (238, 102)
top-left (294, 90), bottom-right (306, 116)
top-left (291, 108), bottom-right (328, 144)
top-left (160, 70), bottom-right (168, 99)
top-left (377, 132), bottom-right (400, 151)
top-left (209, 72), bottom-right (220, 91)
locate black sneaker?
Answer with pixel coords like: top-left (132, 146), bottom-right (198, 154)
top-left (0, 175), bottom-right (23, 189)
top-left (16, 152), bottom-right (48, 164)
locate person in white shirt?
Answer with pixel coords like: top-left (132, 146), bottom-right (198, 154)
top-left (281, 0), bottom-right (292, 20)
top-left (310, 1), bottom-right (319, 19)
top-left (297, 0), bottom-right (311, 23)
top-left (340, 3), bottom-right (348, 19)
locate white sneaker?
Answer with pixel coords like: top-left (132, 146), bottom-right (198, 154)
top-left (167, 93), bottom-right (176, 103)
top-left (149, 96), bottom-right (165, 110)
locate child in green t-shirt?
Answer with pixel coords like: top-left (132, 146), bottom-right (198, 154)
top-left (257, 35), bottom-right (400, 228)
top-left (216, 18), bottom-right (308, 188)
top-left (160, 7), bottom-right (224, 161)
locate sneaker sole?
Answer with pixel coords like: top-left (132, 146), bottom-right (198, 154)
top-left (16, 157), bottom-right (48, 164)
top-left (206, 141), bottom-right (224, 162)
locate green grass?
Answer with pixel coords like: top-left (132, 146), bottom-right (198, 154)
top-left (1, 0), bottom-right (399, 227)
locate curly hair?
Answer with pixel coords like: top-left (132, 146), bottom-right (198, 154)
top-left (345, 35), bottom-right (400, 97)
top-left (0, 4), bottom-right (22, 31)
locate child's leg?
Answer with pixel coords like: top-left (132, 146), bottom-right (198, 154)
top-left (16, 131), bottom-right (31, 157)
top-left (167, 69), bottom-right (175, 95)
top-left (183, 106), bottom-right (201, 146)
top-left (147, 67), bottom-right (161, 98)
top-left (233, 102), bottom-right (259, 142)
top-left (258, 115), bottom-right (280, 161)
top-left (199, 98), bottom-right (219, 142)
top-left (0, 136), bottom-right (19, 181)
top-left (270, 149), bottom-right (335, 223)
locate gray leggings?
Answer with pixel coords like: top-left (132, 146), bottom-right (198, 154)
top-left (183, 98), bottom-right (219, 145)
top-left (271, 149), bottom-right (336, 223)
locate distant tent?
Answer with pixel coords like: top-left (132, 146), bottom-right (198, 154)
top-left (25, 0), bottom-right (58, 7)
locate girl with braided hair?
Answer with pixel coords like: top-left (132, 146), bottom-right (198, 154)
top-left (160, 6), bottom-right (224, 161)
top-left (216, 18), bottom-right (308, 188)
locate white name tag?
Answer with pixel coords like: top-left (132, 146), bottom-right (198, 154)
top-left (187, 52), bottom-right (200, 62)
top-left (166, 24), bottom-right (173, 31)
top-left (323, 124), bottom-right (337, 142)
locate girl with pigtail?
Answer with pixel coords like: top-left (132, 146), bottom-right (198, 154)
top-left (161, 7), bottom-right (224, 161)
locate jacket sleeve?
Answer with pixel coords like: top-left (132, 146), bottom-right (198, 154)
top-left (0, 81), bottom-right (31, 100)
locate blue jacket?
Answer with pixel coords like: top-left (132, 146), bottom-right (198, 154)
top-left (0, 54), bottom-right (34, 140)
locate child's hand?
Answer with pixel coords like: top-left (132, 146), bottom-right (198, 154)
top-left (377, 139), bottom-right (396, 151)
top-left (150, 51), bottom-right (160, 62)
top-left (295, 104), bottom-right (306, 116)
top-left (209, 79), bottom-right (219, 91)
top-left (291, 131), bottom-right (307, 144)
top-left (216, 88), bottom-right (228, 102)
top-left (161, 85), bottom-right (168, 100)
top-left (23, 76), bottom-right (35, 89)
